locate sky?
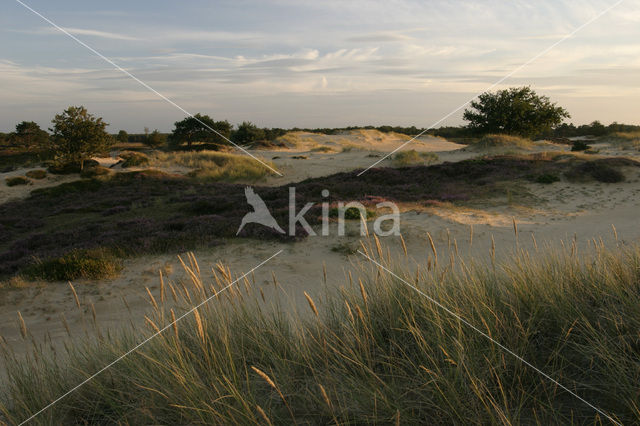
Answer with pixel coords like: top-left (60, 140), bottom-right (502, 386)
top-left (1, 0), bottom-right (639, 133)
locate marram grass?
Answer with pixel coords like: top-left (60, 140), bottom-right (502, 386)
top-left (153, 150), bottom-right (275, 182)
top-left (2, 240), bottom-right (640, 425)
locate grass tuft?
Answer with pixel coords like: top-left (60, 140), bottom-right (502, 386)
top-left (154, 150), bottom-right (275, 182)
top-left (120, 151), bottom-right (150, 168)
top-left (392, 150), bottom-right (439, 167)
top-left (23, 248), bottom-right (122, 281)
top-left (2, 243), bottom-right (640, 424)
top-left (470, 134), bottom-right (533, 150)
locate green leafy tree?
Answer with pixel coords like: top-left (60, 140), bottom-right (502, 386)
top-left (588, 120), bottom-right (607, 137)
top-left (50, 106), bottom-right (112, 169)
top-left (463, 87), bottom-right (570, 137)
top-left (232, 121), bottom-right (266, 144)
top-left (116, 130), bottom-right (129, 143)
top-left (169, 114), bottom-right (231, 149)
top-left (146, 129), bottom-right (166, 148)
top-left (10, 121), bottom-right (49, 149)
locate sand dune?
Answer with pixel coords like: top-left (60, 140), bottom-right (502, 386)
top-left (3, 133), bottom-right (640, 360)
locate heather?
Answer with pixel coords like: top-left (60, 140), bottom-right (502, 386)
top-left (0, 155), bottom-right (636, 279)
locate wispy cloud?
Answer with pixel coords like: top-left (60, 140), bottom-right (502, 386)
top-left (1, 0), bottom-right (638, 130)
top-left (40, 26), bottom-right (139, 41)
top-left (346, 32), bottom-right (413, 43)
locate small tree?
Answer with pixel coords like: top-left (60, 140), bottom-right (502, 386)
top-left (116, 130), bottom-right (129, 143)
top-left (10, 121), bottom-right (49, 149)
top-left (146, 129), bottom-right (166, 148)
top-left (463, 87), bottom-right (570, 137)
top-left (169, 114), bottom-right (231, 149)
top-left (232, 121), bottom-right (266, 144)
top-left (50, 106), bottom-right (112, 169)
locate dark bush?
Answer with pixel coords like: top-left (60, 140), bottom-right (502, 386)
top-left (571, 141), bottom-right (591, 151)
top-left (535, 174), bottom-right (560, 184)
top-left (566, 161), bottom-right (625, 183)
top-left (5, 176), bottom-right (30, 186)
top-left (25, 169), bottom-right (47, 179)
top-left (329, 206), bottom-right (375, 220)
top-left (120, 151), bottom-right (150, 167)
top-left (81, 165), bottom-right (114, 178)
top-left (48, 159), bottom-right (99, 175)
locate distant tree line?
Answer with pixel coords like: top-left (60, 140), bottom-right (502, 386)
top-left (3, 89), bottom-right (640, 169)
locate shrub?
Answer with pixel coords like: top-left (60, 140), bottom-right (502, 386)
top-left (5, 176), bottom-right (30, 186)
top-left (80, 165), bottom-right (114, 178)
top-left (120, 151), bottom-right (150, 167)
top-left (535, 173), bottom-right (560, 184)
top-left (330, 242), bottom-right (358, 255)
top-left (154, 150), bottom-right (275, 182)
top-left (566, 161), bottom-right (625, 183)
top-left (310, 145), bottom-right (334, 153)
top-left (471, 134), bottom-right (532, 150)
top-left (329, 206), bottom-right (375, 220)
top-left (606, 131), bottom-right (640, 150)
top-left (571, 140), bottom-right (591, 151)
top-left (48, 159), bottom-right (99, 174)
top-left (392, 150), bottom-right (439, 166)
top-left (25, 169), bottom-right (47, 179)
top-left (23, 248), bottom-right (122, 281)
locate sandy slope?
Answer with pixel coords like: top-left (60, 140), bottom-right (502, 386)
top-left (2, 135), bottom-right (640, 361)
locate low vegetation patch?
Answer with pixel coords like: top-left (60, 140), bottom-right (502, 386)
top-left (47, 159), bottom-right (99, 175)
top-left (571, 140), bottom-right (591, 151)
top-left (5, 176), bottom-right (30, 187)
top-left (605, 131), bottom-right (640, 150)
top-left (2, 244), bottom-right (640, 424)
top-left (310, 145), bottom-right (334, 153)
top-left (155, 150), bottom-right (274, 182)
top-left (469, 133), bottom-right (533, 150)
top-left (329, 206), bottom-right (375, 220)
top-left (535, 173), bottom-right (560, 184)
top-left (1, 154), bottom-right (635, 279)
top-left (565, 159), bottom-right (627, 183)
top-left (25, 169), bottom-right (47, 179)
top-left (392, 150), bottom-right (439, 167)
top-left (80, 165), bottom-right (114, 178)
top-left (120, 151), bottom-right (150, 167)
top-left (23, 248), bottom-right (121, 281)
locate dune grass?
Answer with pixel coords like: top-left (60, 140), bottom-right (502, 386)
top-left (4, 176), bottom-right (30, 187)
top-left (23, 248), bottom-right (122, 281)
top-left (2, 239), bottom-right (639, 424)
top-left (470, 134), bottom-right (533, 150)
top-left (154, 150), bottom-right (275, 182)
top-left (606, 131), bottom-right (640, 150)
top-left (392, 149), bottom-right (439, 167)
top-left (310, 145), bottom-right (335, 153)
